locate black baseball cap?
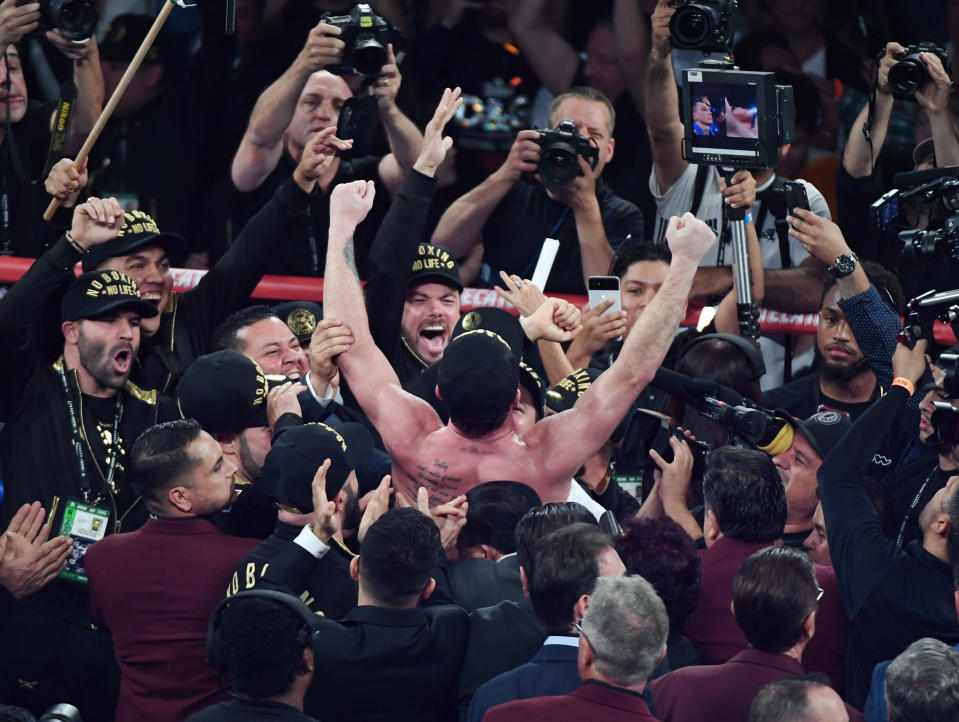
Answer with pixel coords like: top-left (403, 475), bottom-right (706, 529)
top-left (408, 243), bottom-right (463, 291)
top-left (62, 270), bottom-right (160, 322)
top-left (777, 409), bottom-right (852, 460)
top-left (438, 330), bottom-right (519, 421)
top-left (178, 350), bottom-right (287, 433)
top-left (273, 301), bottom-right (324, 345)
top-left (546, 367), bottom-right (600, 413)
top-left (82, 210), bottom-right (186, 272)
top-left (258, 423), bottom-right (374, 512)
top-left (453, 307), bottom-right (525, 356)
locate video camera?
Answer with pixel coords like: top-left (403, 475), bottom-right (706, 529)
top-left (681, 65), bottom-right (794, 169)
top-left (531, 120), bottom-right (599, 189)
top-left (889, 42), bottom-right (951, 102)
top-left (668, 0), bottom-right (737, 55)
top-left (899, 289), bottom-right (959, 347)
top-left (322, 3), bottom-right (399, 78)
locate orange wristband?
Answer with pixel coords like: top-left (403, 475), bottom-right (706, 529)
top-left (892, 377), bottom-right (915, 395)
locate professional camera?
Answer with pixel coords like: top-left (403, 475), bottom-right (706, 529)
top-left (531, 120), bottom-right (599, 189)
top-left (322, 3), bottom-right (399, 78)
top-left (33, 0), bottom-right (98, 41)
top-left (38, 703), bottom-right (84, 722)
top-left (900, 212), bottom-right (959, 268)
top-left (668, 0), bottom-right (737, 54)
top-left (888, 42), bottom-right (951, 101)
top-left (647, 419), bottom-right (713, 478)
top-left (681, 65), bottom-right (794, 168)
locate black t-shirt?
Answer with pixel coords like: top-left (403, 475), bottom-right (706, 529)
top-left (228, 153), bottom-right (387, 277)
top-left (1, 102), bottom-right (68, 257)
top-left (481, 180), bottom-right (644, 294)
top-left (188, 699), bottom-right (317, 722)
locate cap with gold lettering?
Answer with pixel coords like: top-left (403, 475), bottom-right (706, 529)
top-left (82, 210), bottom-right (186, 272)
top-left (408, 243), bottom-right (463, 291)
top-left (62, 270), bottom-right (160, 322)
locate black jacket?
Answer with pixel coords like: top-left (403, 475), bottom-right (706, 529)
top-left (818, 386), bottom-right (959, 707)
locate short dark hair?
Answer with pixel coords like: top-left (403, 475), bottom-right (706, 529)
top-left (821, 259), bottom-right (904, 315)
top-left (748, 674), bottom-right (835, 722)
top-left (359, 508), bottom-right (442, 607)
top-left (219, 596), bottom-right (307, 699)
top-left (515, 501), bottom-right (597, 573)
top-left (615, 517), bottom-right (702, 632)
top-left (450, 409), bottom-right (511, 439)
top-left (0, 705), bottom-right (36, 722)
top-left (213, 305), bottom-right (281, 352)
top-left (527, 523), bottom-right (612, 635)
top-left (610, 243), bottom-right (671, 279)
top-left (548, 86), bottom-right (616, 133)
top-left (703, 446), bottom-right (787, 543)
top-left (459, 481), bottom-right (542, 555)
top-left (732, 546), bottom-right (818, 653)
top-left (130, 419), bottom-right (203, 506)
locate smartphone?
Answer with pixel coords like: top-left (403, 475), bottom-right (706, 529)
top-left (782, 180), bottom-right (810, 213)
top-left (587, 276), bottom-right (621, 315)
top-left (870, 189), bottom-right (900, 231)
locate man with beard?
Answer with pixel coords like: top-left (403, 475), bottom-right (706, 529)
top-left (0, 198), bottom-right (177, 719)
top-left (765, 261), bottom-right (908, 481)
top-left (228, 422), bottom-right (375, 621)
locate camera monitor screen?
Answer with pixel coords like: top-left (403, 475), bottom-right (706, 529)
top-left (682, 68), bottom-right (787, 168)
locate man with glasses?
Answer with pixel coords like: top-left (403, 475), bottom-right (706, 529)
top-left (650, 547), bottom-right (864, 722)
top-left (484, 576), bottom-right (665, 722)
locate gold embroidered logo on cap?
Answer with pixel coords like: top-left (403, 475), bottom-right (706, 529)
top-left (287, 308), bottom-right (317, 338)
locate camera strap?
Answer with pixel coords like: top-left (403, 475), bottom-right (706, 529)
top-left (756, 175), bottom-right (796, 384)
top-left (691, 164), bottom-right (710, 219)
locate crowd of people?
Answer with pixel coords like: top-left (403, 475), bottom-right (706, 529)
top-left (3, 0), bottom-right (959, 720)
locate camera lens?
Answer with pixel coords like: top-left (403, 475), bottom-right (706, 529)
top-left (49, 0), bottom-right (98, 40)
top-left (888, 56), bottom-right (927, 99)
top-left (353, 37), bottom-right (387, 77)
top-left (670, 5), bottom-right (715, 48)
top-left (539, 145), bottom-right (579, 188)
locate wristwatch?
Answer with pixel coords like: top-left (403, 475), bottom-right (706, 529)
top-left (829, 252), bottom-right (859, 279)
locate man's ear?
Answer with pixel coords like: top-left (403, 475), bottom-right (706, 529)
top-left (333, 487), bottom-right (349, 514)
top-left (704, 508), bottom-right (721, 547)
top-left (512, 388), bottom-right (521, 410)
top-left (349, 555), bottom-right (360, 582)
top-left (300, 645), bottom-right (315, 676)
top-left (606, 136), bottom-right (615, 164)
top-left (801, 610), bottom-right (817, 644)
top-left (168, 485), bottom-right (192, 514)
top-left (573, 593), bottom-right (590, 624)
top-left (935, 511), bottom-right (951, 539)
top-left (520, 565), bottom-right (529, 597)
top-left (419, 577), bottom-right (436, 602)
top-left (62, 321), bottom-right (79, 344)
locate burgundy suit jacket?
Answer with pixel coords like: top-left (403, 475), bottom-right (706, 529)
top-left (86, 517), bottom-right (259, 722)
top-left (483, 680), bottom-right (658, 721)
top-left (680, 536), bottom-right (848, 693)
top-left (649, 649), bottom-right (863, 722)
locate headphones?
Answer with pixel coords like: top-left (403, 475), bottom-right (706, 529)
top-left (679, 333), bottom-right (766, 381)
top-left (207, 589), bottom-right (321, 674)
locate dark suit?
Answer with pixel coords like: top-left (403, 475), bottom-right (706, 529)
top-left (305, 604), bottom-right (469, 721)
top-left (468, 639), bottom-right (581, 722)
top-left (681, 536), bottom-right (848, 693)
top-left (458, 598), bottom-right (547, 718)
top-left (449, 554), bottom-right (525, 613)
top-left (649, 649), bottom-right (864, 722)
top-left (85, 517), bottom-right (259, 722)
top-left (483, 680), bottom-right (658, 721)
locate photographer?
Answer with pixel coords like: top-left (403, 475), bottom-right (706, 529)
top-left (645, 0), bottom-right (833, 386)
top-left (229, 16), bottom-right (422, 276)
top-left (0, 0), bottom-right (104, 257)
top-left (431, 86), bottom-right (645, 294)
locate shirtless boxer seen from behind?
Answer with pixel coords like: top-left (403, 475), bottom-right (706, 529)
top-left (323, 180), bottom-right (715, 504)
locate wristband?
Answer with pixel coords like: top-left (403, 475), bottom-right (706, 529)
top-left (744, 212), bottom-right (753, 225)
top-left (892, 377), bottom-right (915, 395)
top-left (65, 231), bottom-right (86, 254)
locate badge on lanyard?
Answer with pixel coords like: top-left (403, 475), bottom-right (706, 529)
top-left (58, 498), bottom-right (111, 584)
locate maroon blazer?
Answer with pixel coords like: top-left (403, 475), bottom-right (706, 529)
top-left (86, 517), bottom-right (259, 722)
top-left (680, 536), bottom-right (848, 693)
top-left (649, 649), bottom-right (864, 722)
top-left (483, 680), bottom-right (658, 721)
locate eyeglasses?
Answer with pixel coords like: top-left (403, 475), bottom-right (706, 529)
top-left (816, 586), bottom-right (824, 602)
top-left (574, 620), bottom-right (593, 649)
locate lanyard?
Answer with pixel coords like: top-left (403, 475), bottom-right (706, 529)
top-left (896, 464), bottom-right (937, 549)
top-left (58, 365), bottom-right (122, 504)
